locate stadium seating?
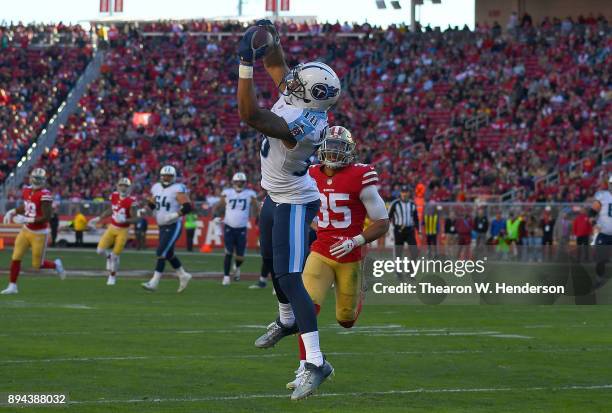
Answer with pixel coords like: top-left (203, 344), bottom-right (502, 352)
top-left (0, 23), bottom-right (92, 184)
top-left (4, 17), bottom-right (610, 202)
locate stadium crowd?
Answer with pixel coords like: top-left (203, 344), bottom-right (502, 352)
top-left (1, 16), bottom-right (610, 203)
top-left (0, 23), bottom-right (92, 184)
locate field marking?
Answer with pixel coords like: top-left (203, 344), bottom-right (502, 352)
top-left (3, 346), bottom-right (612, 364)
top-left (1, 383), bottom-right (604, 406)
top-left (0, 301), bottom-right (95, 310)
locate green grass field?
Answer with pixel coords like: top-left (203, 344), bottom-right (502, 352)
top-left (1, 249), bottom-right (612, 412)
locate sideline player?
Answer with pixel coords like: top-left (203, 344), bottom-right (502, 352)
top-left (1, 168), bottom-right (65, 294)
top-left (591, 175), bottom-right (612, 288)
top-left (237, 20), bottom-right (341, 399)
top-left (141, 166), bottom-right (193, 293)
top-left (212, 172), bottom-right (259, 286)
top-left (89, 178), bottom-right (138, 285)
top-left (286, 126), bottom-right (389, 389)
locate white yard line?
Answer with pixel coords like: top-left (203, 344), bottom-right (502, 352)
top-left (2, 347), bottom-right (612, 364)
top-left (7, 383), bottom-right (605, 406)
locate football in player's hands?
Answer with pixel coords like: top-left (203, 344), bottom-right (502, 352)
top-left (252, 26), bottom-right (274, 50)
top-left (255, 19), bottom-right (280, 45)
top-left (239, 26), bottom-right (273, 64)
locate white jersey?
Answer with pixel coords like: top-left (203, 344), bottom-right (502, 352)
top-left (595, 190), bottom-right (612, 235)
top-left (222, 188), bottom-right (256, 228)
top-left (260, 96), bottom-right (328, 204)
top-left (151, 182), bottom-right (188, 225)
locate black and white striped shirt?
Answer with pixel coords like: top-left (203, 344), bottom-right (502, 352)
top-left (388, 199), bottom-right (419, 228)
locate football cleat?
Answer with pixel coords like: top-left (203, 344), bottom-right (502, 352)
top-left (106, 275), bottom-right (116, 286)
top-left (290, 359), bottom-right (334, 400)
top-left (0, 284), bottom-right (18, 295)
top-left (286, 364), bottom-right (306, 390)
top-left (222, 276), bottom-right (231, 286)
top-left (141, 281), bottom-right (157, 292)
top-left (55, 259), bottom-right (66, 280)
top-left (233, 267), bottom-right (241, 282)
top-left (177, 271), bottom-right (192, 293)
top-left (249, 281), bottom-right (267, 289)
top-left (254, 318), bottom-right (299, 349)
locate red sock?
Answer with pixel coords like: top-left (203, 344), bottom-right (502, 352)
top-left (298, 334), bottom-right (306, 361)
top-left (9, 260), bottom-right (21, 283)
top-left (298, 304), bottom-right (321, 361)
top-left (41, 260), bottom-right (56, 270)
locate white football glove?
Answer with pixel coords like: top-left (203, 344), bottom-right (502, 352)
top-left (329, 235), bottom-right (366, 259)
top-left (13, 215), bottom-right (35, 225)
top-left (3, 209), bottom-right (16, 224)
top-left (89, 216), bottom-right (101, 226)
top-left (137, 208), bottom-right (148, 217)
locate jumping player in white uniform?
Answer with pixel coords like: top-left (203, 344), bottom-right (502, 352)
top-left (591, 175), bottom-right (612, 288)
top-left (213, 172), bottom-right (259, 286)
top-left (141, 166), bottom-right (193, 293)
top-left (237, 20), bottom-right (341, 400)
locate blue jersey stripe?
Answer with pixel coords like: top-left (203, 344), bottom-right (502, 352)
top-left (162, 221), bottom-right (182, 257)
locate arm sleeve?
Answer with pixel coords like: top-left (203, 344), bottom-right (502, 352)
top-left (359, 185), bottom-right (388, 221)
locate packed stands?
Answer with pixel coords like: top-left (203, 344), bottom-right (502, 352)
top-left (0, 23), bottom-right (92, 184)
top-left (4, 17), bottom-right (610, 202)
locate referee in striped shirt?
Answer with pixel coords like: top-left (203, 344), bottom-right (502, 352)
top-left (388, 186), bottom-right (420, 272)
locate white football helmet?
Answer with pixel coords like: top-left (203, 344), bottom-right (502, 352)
top-left (117, 177), bottom-right (132, 197)
top-left (280, 61), bottom-right (341, 111)
top-left (160, 165), bottom-right (177, 186)
top-left (29, 168), bottom-right (46, 189)
top-left (232, 172), bottom-right (247, 191)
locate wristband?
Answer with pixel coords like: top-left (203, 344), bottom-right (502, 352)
top-left (239, 64), bottom-right (254, 79)
top-left (353, 234), bottom-right (366, 246)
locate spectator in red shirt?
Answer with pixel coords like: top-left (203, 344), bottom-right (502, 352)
top-left (573, 207), bottom-right (592, 262)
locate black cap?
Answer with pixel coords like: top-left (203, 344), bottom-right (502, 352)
top-left (400, 185), bottom-right (410, 192)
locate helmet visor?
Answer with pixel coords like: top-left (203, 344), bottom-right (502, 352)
top-left (30, 175), bottom-right (45, 188)
top-left (279, 65), bottom-right (307, 101)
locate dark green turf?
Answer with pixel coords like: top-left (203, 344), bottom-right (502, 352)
top-left (0, 250), bottom-right (611, 412)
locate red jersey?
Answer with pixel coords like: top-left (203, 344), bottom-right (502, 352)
top-left (22, 186), bottom-right (53, 232)
top-left (110, 192), bottom-right (136, 228)
top-left (309, 163), bottom-right (379, 263)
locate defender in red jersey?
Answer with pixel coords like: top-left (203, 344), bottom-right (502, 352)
top-left (89, 178), bottom-right (138, 285)
top-left (288, 126), bottom-right (390, 389)
top-left (1, 168), bottom-right (65, 295)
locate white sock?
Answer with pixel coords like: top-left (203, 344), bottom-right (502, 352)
top-left (259, 276), bottom-right (267, 283)
top-left (223, 275), bottom-right (230, 282)
top-left (9, 282), bottom-right (17, 288)
top-left (176, 266), bottom-right (187, 275)
top-left (299, 359), bottom-right (306, 370)
top-left (301, 331), bottom-right (323, 367)
top-left (151, 271), bottom-right (162, 284)
top-left (110, 253), bottom-right (119, 274)
top-left (278, 303), bottom-right (295, 326)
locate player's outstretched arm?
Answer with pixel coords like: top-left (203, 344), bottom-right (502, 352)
top-left (237, 24), bottom-right (294, 143)
top-left (88, 207), bottom-right (112, 227)
top-left (238, 77), bottom-right (293, 142)
top-left (257, 20), bottom-right (289, 87)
